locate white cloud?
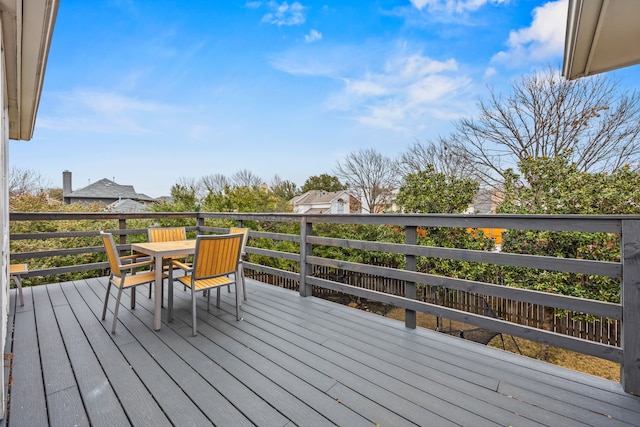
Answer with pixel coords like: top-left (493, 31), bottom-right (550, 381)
top-left (328, 53), bottom-right (471, 131)
top-left (38, 89), bottom-right (173, 134)
top-left (410, 0), bottom-right (509, 14)
top-left (246, 1), bottom-right (262, 9)
top-left (305, 29), bottom-right (322, 43)
top-left (492, 0), bottom-right (567, 64)
top-left (262, 1), bottom-right (306, 26)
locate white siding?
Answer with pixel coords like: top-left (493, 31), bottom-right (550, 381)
top-left (0, 20), bottom-right (8, 419)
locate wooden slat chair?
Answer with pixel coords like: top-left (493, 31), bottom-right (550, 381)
top-left (9, 264), bottom-right (27, 306)
top-left (147, 227), bottom-right (189, 297)
top-left (101, 231), bottom-right (166, 333)
top-left (169, 233), bottom-right (243, 336)
top-left (229, 227), bottom-right (250, 300)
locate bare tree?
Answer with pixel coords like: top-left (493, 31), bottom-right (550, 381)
top-left (9, 167), bottom-right (49, 196)
top-left (398, 137), bottom-right (480, 179)
top-left (453, 67), bottom-right (640, 187)
top-left (231, 169), bottom-right (263, 188)
top-left (200, 173), bottom-right (230, 194)
top-left (269, 174), bottom-right (299, 201)
top-left (334, 148), bottom-right (399, 213)
top-left (174, 176), bottom-right (203, 200)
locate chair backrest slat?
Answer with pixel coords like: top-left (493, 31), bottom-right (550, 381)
top-left (229, 227), bottom-right (249, 256)
top-left (193, 234), bottom-right (243, 280)
top-left (148, 227), bottom-right (186, 243)
top-left (100, 231), bottom-right (122, 276)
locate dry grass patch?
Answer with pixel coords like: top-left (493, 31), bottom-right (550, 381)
top-left (386, 307), bottom-right (620, 382)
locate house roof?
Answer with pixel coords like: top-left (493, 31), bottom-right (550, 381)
top-left (563, 0), bottom-right (640, 79)
top-left (107, 199), bottom-right (149, 213)
top-left (67, 178), bottom-right (156, 202)
top-left (2, 0), bottom-right (59, 140)
top-left (290, 190), bottom-right (350, 205)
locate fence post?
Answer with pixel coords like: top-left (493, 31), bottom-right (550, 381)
top-left (405, 226), bottom-right (417, 329)
top-left (299, 217), bottom-right (313, 297)
top-left (622, 219), bottom-right (640, 395)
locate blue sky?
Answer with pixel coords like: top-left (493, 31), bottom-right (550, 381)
top-left (9, 0), bottom-right (639, 198)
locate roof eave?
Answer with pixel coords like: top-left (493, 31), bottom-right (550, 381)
top-left (2, 0), bottom-right (59, 140)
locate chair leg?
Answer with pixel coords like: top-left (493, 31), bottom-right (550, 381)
top-left (130, 286), bottom-right (137, 309)
top-left (112, 286), bottom-right (125, 334)
top-left (216, 287), bottom-right (221, 308)
top-left (239, 264), bottom-right (247, 301)
top-left (167, 267), bottom-right (174, 322)
top-left (191, 289), bottom-right (197, 336)
top-left (102, 280), bottom-right (112, 320)
top-left (235, 283), bottom-right (241, 321)
top-left (206, 289), bottom-right (211, 311)
top-left (11, 275), bottom-right (24, 307)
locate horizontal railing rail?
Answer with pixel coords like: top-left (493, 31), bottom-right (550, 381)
top-left (8, 211), bottom-right (640, 394)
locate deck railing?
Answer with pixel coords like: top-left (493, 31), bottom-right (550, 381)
top-left (8, 211), bottom-right (640, 394)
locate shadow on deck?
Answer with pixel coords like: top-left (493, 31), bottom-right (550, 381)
top-left (3, 277), bottom-right (640, 427)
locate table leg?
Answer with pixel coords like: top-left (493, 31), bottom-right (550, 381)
top-left (154, 255), bottom-right (163, 330)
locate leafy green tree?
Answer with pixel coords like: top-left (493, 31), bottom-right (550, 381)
top-left (202, 185), bottom-right (282, 213)
top-left (9, 193), bottom-right (117, 285)
top-left (395, 165), bottom-right (479, 214)
top-left (301, 174), bottom-right (346, 193)
top-left (497, 156), bottom-right (640, 359)
top-left (270, 175), bottom-right (299, 204)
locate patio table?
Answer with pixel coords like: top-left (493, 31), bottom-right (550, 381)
top-left (131, 240), bottom-right (196, 330)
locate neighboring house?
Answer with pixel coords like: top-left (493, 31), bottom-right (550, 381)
top-left (1, 1), bottom-right (59, 418)
top-left (62, 171), bottom-right (156, 206)
top-left (107, 199), bottom-right (149, 213)
top-left (290, 190), bottom-right (360, 214)
top-left (465, 188), bottom-right (503, 215)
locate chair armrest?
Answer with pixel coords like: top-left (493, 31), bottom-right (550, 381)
top-left (170, 259), bottom-right (192, 271)
top-left (120, 259), bottom-right (154, 270)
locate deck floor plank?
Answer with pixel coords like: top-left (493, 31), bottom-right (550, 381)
top-left (251, 284), bottom-right (634, 426)
top-left (31, 285), bottom-right (88, 427)
top-left (132, 282), bottom-right (365, 427)
top-left (4, 277), bottom-right (640, 427)
top-left (169, 282), bottom-right (486, 426)
top-left (7, 287), bottom-right (48, 427)
top-left (77, 277), bottom-right (258, 427)
top-left (58, 281), bottom-right (171, 427)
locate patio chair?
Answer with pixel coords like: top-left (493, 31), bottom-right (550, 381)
top-left (147, 227), bottom-right (190, 297)
top-left (100, 231), bottom-right (166, 333)
top-left (9, 264), bottom-right (27, 306)
top-left (229, 227), bottom-right (249, 300)
top-left (169, 233), bottom-right (243, 336)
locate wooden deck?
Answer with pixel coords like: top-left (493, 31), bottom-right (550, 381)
top-left (3, 277), bottom-right (640, 427)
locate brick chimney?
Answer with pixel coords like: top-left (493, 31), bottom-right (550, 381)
top-left (62, 170), bottom-right (72, 204)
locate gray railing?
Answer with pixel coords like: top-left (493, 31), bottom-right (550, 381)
top-left (8, 211), bottom-right (640, 394)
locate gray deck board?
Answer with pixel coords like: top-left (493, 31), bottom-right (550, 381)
top-left (9, 287), bottom-right (48, 427)
top-left (3, 277), bottom-right (640, 427)
top-left (31, 285), bottom-right (88, 427)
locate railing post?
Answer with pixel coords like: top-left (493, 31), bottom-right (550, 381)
top-left (197, 214), bottom-right (205, 235)
top-left (622, 220), bottom-right (640, 395)
top-left (405, 226), bottom-right (417, 329)
top-left (299, 217), bottom-right (312, 297)
top-left (118, 218), bottom-right (126, 255)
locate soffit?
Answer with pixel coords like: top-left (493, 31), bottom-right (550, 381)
top-left (563, 0), bottom-right (640, 80)
top-left (1, 0), bottom-right (58, 140)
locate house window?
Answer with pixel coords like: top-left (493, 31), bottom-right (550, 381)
top-left (337, 198), bottom-right (345, 213)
